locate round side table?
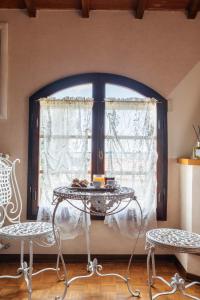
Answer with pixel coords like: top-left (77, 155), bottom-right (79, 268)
top-left (52, 186), bottom-right (143, 300)
top-left (146, 228), bottom-right (200, 300)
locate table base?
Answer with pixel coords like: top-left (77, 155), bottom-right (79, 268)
top-left (52, 187), bottom-right (143, 300)
top-left (73, 258), bottom-right (140, 296)
top-left (55, 257), bottom-right (140, 300)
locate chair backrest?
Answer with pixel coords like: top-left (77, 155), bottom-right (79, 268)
top-left (0, 157), bottom-right (22, 228)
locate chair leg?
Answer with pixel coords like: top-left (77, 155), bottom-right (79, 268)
top-left (16, 240), bottom-right (24, 275)
top-left (0, 240), bottom-right (24, 280)
top-left (20, 240), bottom-right (24, 268)
top-left (181, 290), bottom-right (200, 300)
top-left (181, 281), bottom-right (200, 300)
top-left (151, 247), bottom-right (156, 286)
top-left (0, 237), bottom-right (66, 299)
top-left (147, 247), bottom-right (153, 300)
top-left (24, 240), bottom-right (33, 300)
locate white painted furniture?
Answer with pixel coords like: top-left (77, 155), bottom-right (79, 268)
top-left (178, 158), bottom-right (200, 277)
top-left (52, 186), bottom-right (143, 300)
top-left (0, 157), bottom-right (66, 300)
top-left (146, 228), bottom-right (200, 300)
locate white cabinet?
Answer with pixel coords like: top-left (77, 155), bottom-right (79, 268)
top-left (178, 159), bottom-right (200, 276)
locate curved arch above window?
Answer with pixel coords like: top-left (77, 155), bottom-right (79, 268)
top-left (27, 73), bottom-right (167, 221)
top-left (30, 73), bottom-right (166, 101)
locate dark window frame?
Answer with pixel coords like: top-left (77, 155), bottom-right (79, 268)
top-left (27, 73), bottom-right (167, 221)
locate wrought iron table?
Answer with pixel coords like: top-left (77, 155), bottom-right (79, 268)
top-left (52, 186), bottom-right (143, 300)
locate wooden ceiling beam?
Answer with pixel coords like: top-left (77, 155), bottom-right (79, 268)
top-left (81, 0), bottom-right (90, 18)
top-left (135, 0), bottom-right (147, 19)
top-left (24, 0), bottom-right (37, 18)
top-left (187, 0), bottom-right (200, 19)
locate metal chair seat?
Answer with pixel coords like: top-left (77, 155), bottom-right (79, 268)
top-left (0, 221), bottom-right (53, 240)
top-left (146, 228), bottom-right (200, 252)
top-left (146, 228), bottom-right (200, 300)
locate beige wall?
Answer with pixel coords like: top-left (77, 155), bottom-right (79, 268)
top-left (0, 10), bottom-right (200, 254)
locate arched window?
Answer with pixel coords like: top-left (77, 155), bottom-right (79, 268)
top-left (27, 73), bottom-right (167, 221)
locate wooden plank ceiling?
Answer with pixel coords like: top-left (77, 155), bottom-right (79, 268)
top-left (0, 0), bottom-right (199, 19)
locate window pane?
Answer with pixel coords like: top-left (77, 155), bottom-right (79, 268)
top-left (50, 84), bottom-right (92, 98)
top-left (105, 99), bottom-right (157, 204)
top-left (106, 83), bottom-right (145, 99)
top-left (39, 97), bottom-right (92, 205)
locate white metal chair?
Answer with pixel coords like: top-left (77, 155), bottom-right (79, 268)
top-left (0, 157), bottom-right (67, 300)
top-left (146, 228), bottom-right (200, 300)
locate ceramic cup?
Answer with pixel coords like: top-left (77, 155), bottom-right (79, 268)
top-left (93, 181), bottom-right (101, 188)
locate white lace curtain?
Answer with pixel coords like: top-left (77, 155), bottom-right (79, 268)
top-left (104, 98), bottom-right (157, 238)
top-left (37, 98), bottom-right (92, 239)
top-left (37, 97), bottom-right (157, 240)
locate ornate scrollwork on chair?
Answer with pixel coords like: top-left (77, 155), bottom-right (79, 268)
top-left (0, 157), bottom-right (67, 300)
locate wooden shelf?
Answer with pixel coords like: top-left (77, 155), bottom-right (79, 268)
top-left (177, 158), bottom-right (200, 165)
